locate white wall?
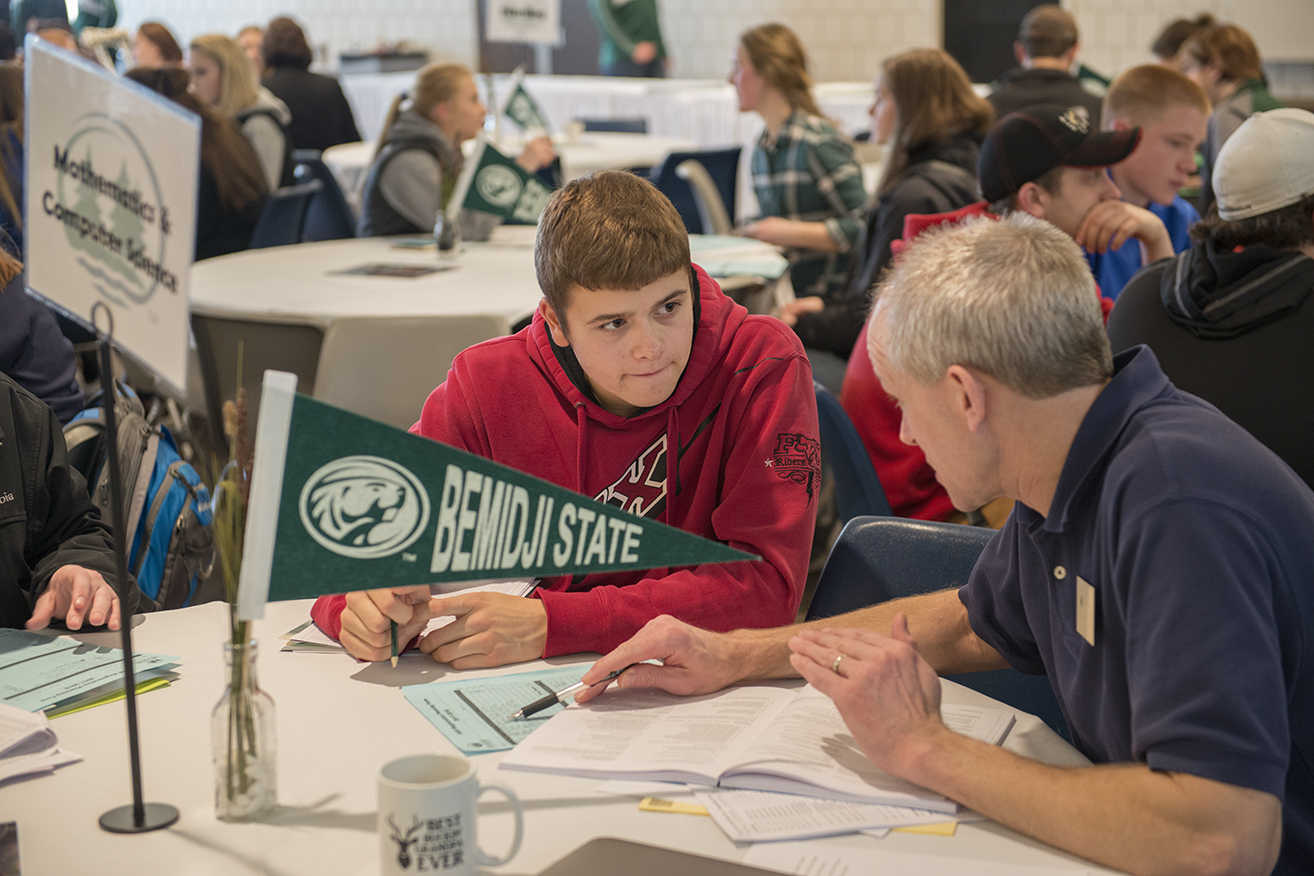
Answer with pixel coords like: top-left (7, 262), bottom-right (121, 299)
top-left (118, 0), bottom-right (1308, 91)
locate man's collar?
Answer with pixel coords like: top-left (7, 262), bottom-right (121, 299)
top-left (1035, 346), bottom-right (1170, 533)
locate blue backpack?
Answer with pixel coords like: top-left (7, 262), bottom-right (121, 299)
top-left (63, 387), bottom-right (218, 611)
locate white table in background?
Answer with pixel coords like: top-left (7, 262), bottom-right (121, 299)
top-left (0, 598), bottom-right (1123, 876)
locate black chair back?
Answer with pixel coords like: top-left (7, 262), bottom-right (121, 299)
top-left (808, 516), bottom-right (1071, 741)
top-left (650, 147), bottom-right (741, 234)
top-left (815, 381), bottom-right (891, 522)
top-left (291, 149), bottom-right (358, 241)
top-left (577, 117), bottom-right (648, 134)
top-left (248, 179), bottom-right (323, 249)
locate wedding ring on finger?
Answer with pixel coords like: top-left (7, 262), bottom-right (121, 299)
top-left (831, 653), bottom-right (847, 676)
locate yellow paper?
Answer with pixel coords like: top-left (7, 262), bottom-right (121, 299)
top-left (891, 821), bottom-right (957, 836)
top-left (46, 677), bottom-right (172, 719)
top-left (639, 796), bottom-right (710, 816)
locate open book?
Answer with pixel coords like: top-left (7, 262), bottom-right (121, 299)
top-left (499, 684), bottom-right (1013, 814)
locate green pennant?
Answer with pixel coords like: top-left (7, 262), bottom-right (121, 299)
top-left (503, 80), bottom-right (551, 133)
top-left (244, 387), bottom-right (755, 610)
top-left (457, 139), bottom-right (553, 223)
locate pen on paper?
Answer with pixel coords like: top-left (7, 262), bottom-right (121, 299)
top-left (389, 620), bottom-right (399, 669)
top-left (509, 663), bottom-right (639, 720)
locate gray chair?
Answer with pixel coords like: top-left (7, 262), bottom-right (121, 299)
top-left (807, 516), bottom-right (1072, 741)
top-left (190, 311), bottom-right (325, 451)
top-left (314, 314), bottom-right (509, 431)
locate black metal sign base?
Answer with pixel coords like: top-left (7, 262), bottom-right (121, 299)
top-left (99, 803), bottom-right (180, 834)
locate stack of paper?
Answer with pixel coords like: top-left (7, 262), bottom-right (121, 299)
top-left (0, 702), bottom-right (80, 783)
top-left (0, 629), bottom-right (179, 715)
top-left (499, 684), bottom-right (1015, 843)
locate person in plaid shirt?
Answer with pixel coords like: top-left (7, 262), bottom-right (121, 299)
top-left (733, 24), bottom-right (867, 315)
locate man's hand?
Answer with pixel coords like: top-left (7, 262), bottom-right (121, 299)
top-left (575, 615), bottom-right (744, 703)
top-left (27, 565), bottom-right (120, 631)
top-left (777, 296), bottom-right (825, 327)
top-left (417, 593), bottom-right (547, 669)
top-left (788, 616), bottom-right (949, 775)
top-left (339, 585), bottom-right (433, 661)
top-left (1075, 201), bottom-right (1173, 262)
top-left (631, 41), bottom-right (657, 65)
top-left (514, 136), bottom-right (556, 175)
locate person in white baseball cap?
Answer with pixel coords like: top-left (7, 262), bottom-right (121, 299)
top-left (1108, 107), bottom-right (1314, 487)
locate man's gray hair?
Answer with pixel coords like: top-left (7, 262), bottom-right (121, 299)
top-left (870, 213), bottom-right (1113, 398)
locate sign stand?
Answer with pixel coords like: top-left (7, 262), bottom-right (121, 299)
top-left (91, 304), bottom-right (179, 834)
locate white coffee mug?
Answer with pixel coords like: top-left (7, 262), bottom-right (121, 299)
top-left (378, 753), bottom-right (523, 876)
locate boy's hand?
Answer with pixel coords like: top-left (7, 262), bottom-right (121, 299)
top-left (1076, 201), bottom-right (1173, 262)
top-left (339, 585), bottom-right (433, 661)
top-left (27, 565), bottom-right (121, 631)
top-left (418, 593), bottom-right (547, 669)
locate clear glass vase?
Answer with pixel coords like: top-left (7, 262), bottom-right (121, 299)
top-left (434, 211), bottom-right (461, 255)
top-left (212, 639), bottom-right (277, 821)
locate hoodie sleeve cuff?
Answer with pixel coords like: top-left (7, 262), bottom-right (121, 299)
top-left (311, 594), bottom-right (347, 641)
top-left (535, 588), bottom-right (608, 658)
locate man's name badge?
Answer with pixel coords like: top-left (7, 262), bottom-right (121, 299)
top-left (1075, 576), bottom-right (1096, 646)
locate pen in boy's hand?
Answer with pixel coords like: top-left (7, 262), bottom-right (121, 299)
top-left (509, 663), bottom-right (639, 720)
top-left (390, 620), bottom-right (399, 668)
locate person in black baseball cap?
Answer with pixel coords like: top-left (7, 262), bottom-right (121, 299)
top-left (978, 103), bottom-right (1175, 268)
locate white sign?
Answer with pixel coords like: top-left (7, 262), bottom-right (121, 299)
top-left (485, 0), bottom-right (560, 44)
top-left (25, 38), bottom-right (199, 394)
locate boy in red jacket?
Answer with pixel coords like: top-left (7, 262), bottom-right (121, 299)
top-left (312, 171), bottom-right (819, 667)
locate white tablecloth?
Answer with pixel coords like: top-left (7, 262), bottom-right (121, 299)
top-left (0, 598), bottom-right (1122, 875)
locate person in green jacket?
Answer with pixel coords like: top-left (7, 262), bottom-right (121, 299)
top-left (587, 0), bottom-right (667, 78)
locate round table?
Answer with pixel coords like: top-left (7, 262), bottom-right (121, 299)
top-left (0, 598), bottom-right (1122, 876)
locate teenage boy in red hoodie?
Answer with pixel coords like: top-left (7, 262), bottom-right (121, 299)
top-left (312, 171), bottom-right (820, 667)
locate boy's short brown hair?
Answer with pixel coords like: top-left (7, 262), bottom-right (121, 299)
top-left (535, 171), bottom-right (691, 318)
top-left (1102, 64), bottom-right (1210, 128)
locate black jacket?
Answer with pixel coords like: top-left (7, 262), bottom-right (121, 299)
top-left (0, 372), bottom-right (137, 629)
top-left (1107, 243), bottom-right (1314, 489)
top-left (262, 67), bottom-right (362, 153)
top-left (0, 272), bottom-right (83, 424)
top-left (987, 67), bottom-right (1103, 121)
top-left (793, 134), bottom-right (981, 358)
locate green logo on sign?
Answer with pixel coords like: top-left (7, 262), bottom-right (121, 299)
top-left (45, 112), bottom-right (176, 305)
top-left (475, 164), bottom-right (523, 208)
top-left (298, 456), bottom-right (431, 559)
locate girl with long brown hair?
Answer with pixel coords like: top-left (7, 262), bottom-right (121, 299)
top-left (126, 67), bottom-right (269, 259)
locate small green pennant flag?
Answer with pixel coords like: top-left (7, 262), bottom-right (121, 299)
top-left (449, 137), bottom-right (553, 224)
top-left (501, 67), bottom-right (551, 133)
top-left (237, 372), bottom-right (755, 619)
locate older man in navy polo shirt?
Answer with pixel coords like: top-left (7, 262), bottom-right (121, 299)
top-left (578, 214), bottom-right (1313, 876)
